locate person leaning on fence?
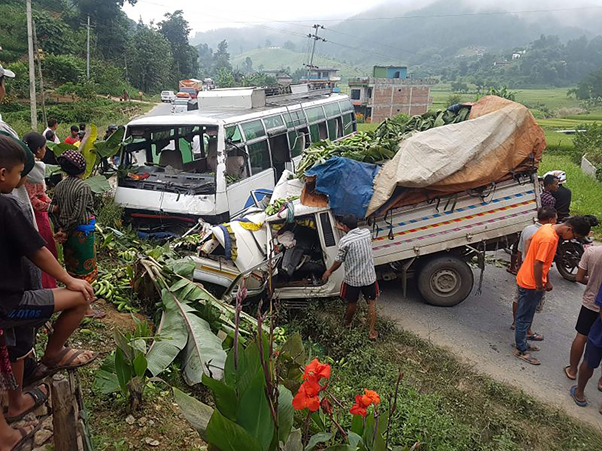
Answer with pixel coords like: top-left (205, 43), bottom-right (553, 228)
top-left (514, 216), bottom-right (591, 365)
top-left (322, 215), bottom-right (379, 340)
top-left (0, 134), bottom-right (98, 450)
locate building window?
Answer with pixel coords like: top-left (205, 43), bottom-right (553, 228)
top-left (350, 89), bottom-right (361, 100)
top-left (393, 71), bottom-right (400, 78)
top-left (367, 88), bottom-right (372, 98)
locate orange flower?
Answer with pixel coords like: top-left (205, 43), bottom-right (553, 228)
top-left (292, 380), bottom-right (322, 412)
top-left (349, 395), bottom-right (368, 417)
top-left (364, 389), bottom-right (380, 406)
top-left (303, 358), bottom-right (331, 383)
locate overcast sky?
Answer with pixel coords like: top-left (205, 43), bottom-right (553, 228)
top-left (123, 0), bottom-right (602, 34)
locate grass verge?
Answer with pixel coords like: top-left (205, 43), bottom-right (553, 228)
top-left (286, 300), bottom-right (602, 450)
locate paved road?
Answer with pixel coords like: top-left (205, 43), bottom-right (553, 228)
top-left (144, 102), bottom-right (172, 117)
top-left (378, 251), bottom-right (602, 427)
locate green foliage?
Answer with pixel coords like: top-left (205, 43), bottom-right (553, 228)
top-left (94, 317), bottom-right (155, 412)
top-left (217, 68), bottom-right (235, 88)
top-left (446, 94), bottom-right (462, 107)
top-left (56, 81), bottom-right (98, 100)
top-left (214, 40), bottom-right (233, 73)
top-left (158, 10), bottom-right (199, 81)
top-left (450, 81), bottom-right (469, 93)
top-left (176, 334), bottom-right (303, 451)
top-left (487, 86), bottom-right (517, 101)
top-left (43, 54), bottom-right (85, 85)
top-left (569, 68), bottom-right (602, 102)
top-left (128, 25), bottom-right (175, 93)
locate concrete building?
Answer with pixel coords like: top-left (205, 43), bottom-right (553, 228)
top-left (300, 67), bottom-right (341, 90)
top-left (348, 66), bottom-right (435, 122)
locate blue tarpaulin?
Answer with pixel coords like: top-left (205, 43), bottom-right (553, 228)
top-left (305, 156), bottom-right (380, 218)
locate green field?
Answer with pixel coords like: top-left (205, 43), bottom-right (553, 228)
top-left (231, 48), bottom-right (367, 82)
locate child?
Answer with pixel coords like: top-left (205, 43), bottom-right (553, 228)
top-left (52, 150), bottom-right (97, 282)
top-left (0, 135), bottom-right (96, 450)
top-left (24, 132), bottom-right (58, 289)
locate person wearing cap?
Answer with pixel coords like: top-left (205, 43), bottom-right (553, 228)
top-left (0, 135), bottom-right (97, 448)
top-left (0, 64), bottom-right (38, 228)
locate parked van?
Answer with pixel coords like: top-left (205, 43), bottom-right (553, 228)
top-left (115, 88), bottom-right (356, 227)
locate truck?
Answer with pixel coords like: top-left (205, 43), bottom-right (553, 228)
top-left (188, 170), bottom-right (540, 307)
top-left (179, 79), bottom-right (203, 99)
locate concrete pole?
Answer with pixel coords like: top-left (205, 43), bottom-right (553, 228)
top-left (26, 0), bottom-right (37, 130)
top-left (86, 15), bottom-right (90, 79)
top-left (33, 21), bottom-right (46, 126)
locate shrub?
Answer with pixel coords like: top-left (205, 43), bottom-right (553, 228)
top-left (43, 54), bottom-right (85, 85)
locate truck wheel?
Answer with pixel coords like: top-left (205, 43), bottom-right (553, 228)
top-left (417, 255), bottom-right (474, 307)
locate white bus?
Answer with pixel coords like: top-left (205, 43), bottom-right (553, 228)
top-left (115, 89), bottom-right (357, 227)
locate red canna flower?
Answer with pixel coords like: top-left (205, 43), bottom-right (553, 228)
top-left (303, 358), bottom-right (331, 383)
top-left (293, 381), bottom-right (320, 411)
top-left (364, 389), bottom-right (380, 406)
top-left (349, 395), bottom-right (368, 417)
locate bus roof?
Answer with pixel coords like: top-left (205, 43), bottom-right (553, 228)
top-left (127, 93), bottom-right (351, 128)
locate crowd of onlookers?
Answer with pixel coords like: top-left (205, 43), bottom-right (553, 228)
top-left (0, 64), bottom-right (100, 449)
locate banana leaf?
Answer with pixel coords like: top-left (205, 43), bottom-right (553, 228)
top-left (146, 288), bottom-right (227, 383)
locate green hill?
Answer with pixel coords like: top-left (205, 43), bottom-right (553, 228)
top-left (231, 48), bottom-right (367, 81)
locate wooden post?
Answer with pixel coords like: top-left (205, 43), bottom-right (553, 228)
top-left (51, 374), bottom-right (78, 451)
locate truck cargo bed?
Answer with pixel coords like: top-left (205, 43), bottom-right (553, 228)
top-left (371, 175), bottom-right (539, 264)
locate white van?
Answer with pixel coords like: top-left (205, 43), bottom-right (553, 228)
top-left (115, 88), bottom-right (356, 227)
top-left (161, 91), bottom-right (176, 102)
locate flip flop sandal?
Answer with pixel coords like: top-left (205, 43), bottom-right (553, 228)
top-left (5, 383), bottom-right (49, 423)
top-left (29, 348), bottom-right (98, 384)
top-left (11, 421), bottom-right (42, 451)
top-left (527, 333), bottom-right (544, 341)
top-left (564, 365), bottom-right (577, 381)
top-left (515, 350), bottom-right (540, 365)
top-left (570, 385), bottom-right (588, 407)
top-left (512, 343), bottom-right (540, 352)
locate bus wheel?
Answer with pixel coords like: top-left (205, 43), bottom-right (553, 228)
top-left (417, 255), bottom-right (473, 307)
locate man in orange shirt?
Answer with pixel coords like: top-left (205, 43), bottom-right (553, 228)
top-left (515, 216), bottom-right (591, 365)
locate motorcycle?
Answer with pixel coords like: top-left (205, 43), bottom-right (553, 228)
top-left (554, 214), bottom-right (599, 282)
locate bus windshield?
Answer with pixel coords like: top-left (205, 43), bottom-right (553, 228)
top-left (119, 124), bottom-right (219, 195)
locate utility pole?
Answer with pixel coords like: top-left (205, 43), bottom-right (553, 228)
top-left (86, 15), bottom-right (90, 79)
top-left (33, 21), bottom-right (46, 126)
top-left (305, 24), bottom-right (325, 80)
top-left (26, 0), bottom-right (37, 130)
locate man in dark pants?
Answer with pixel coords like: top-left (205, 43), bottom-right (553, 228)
top-left (322, 215), bottom-right (379, 339)
top-left (571, 284), bottom-right (602, 415)
top-left (514, 216), bottom-right (591, 365)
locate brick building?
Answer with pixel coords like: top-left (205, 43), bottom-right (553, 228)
top-left (348, 66), bottom-right (435, 122)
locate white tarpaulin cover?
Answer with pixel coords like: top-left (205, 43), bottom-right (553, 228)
top-left (367, 96), bottom-right (546, 216)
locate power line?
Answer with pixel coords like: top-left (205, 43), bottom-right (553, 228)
top-left (132, 2), bottom-right (602, 25)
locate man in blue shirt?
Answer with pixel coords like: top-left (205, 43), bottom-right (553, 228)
top-left (571, 282), bottom-right (602, 415)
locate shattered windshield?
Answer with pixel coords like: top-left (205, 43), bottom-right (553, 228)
top-left (119, 125), bottom-right (219, 194)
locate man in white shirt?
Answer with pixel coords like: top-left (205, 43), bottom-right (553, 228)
top-left (43, 118), bottom-right (60, 144)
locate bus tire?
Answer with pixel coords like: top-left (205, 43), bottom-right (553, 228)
top-left (417, 255), bottom-right (473, 307)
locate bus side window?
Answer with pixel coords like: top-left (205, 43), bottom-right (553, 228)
top-left (247, 140), bottom-right (271, 175)
top-left (288, 130), bottom-right (304, 157)
top-left (269, 132), bottom-right (290, 181)
top-left (327, 118), bottom-right (341, 141)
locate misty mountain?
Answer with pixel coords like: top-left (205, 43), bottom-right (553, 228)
top-left (191, 0), bottom-right (602, 70)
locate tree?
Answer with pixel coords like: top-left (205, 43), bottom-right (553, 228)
top-left (283, 40), bottom-right (296, 52)
top-left (128, 24), bottom-right (174, 93)
top-left (216, 68), bottom-right (234, 88)
top-left (197, 43), bottom-right (214, 78)
top-left (242, 57), bottom-right (253, 74)
top-left (213, 40), bottom-right (232, 74)
top-left (570, 68), bottom-right (602, 101)
top-left (72, 0), bottom-right (138, 60)
top-left (158, 10), bottom-right (199, 80)
top-left (265, 39), bottom-right (272, 48)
